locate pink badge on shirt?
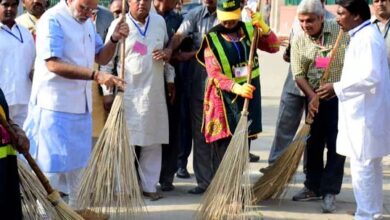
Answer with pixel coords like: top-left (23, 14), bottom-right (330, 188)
top-left (315, 57), bottom-right (331, 69)
top-left (132, 40), bottom-right (147, 56)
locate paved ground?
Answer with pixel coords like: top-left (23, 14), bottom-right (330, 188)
top-left (122, 50), bottom-right (390, 220)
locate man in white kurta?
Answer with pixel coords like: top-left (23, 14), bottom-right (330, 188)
top-left (23, 0), bottom-right (128, 209)
top-left (105, 0), bottom-right (169, 200)
top-left (320, 0), bottom-right (390, 218)
top-left (0, 1), bottom-right (35, 127)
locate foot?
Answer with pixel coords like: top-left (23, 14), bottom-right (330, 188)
top-left (160, 182), bottom-right (175, 191)
top-left (249, 153), bottom-right (260, 162)
top-left (143, 191), bottom-right (163, 201)
top-left (322, 194), bottom-right (336, 213)
top-left (259, 165), bottom-right (272, 174)
top-left (292, 187), bottom-right (321, 201)
top-left (346, 210), bottom-right (355, 216)
top-left (75, 209), bottom-right (109, 220)
top-left (176, 168), bottom-right (190, 178)
top-left (187, 186), bottom-right (206, 194)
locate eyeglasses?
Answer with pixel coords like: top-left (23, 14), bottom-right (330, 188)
top-left (78, 4), bottom-right (99, 14)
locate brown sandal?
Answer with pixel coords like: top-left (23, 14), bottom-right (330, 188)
top-left (143, 191), bottom-right (163, 201)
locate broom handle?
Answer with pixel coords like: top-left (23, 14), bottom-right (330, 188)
top-left (0, 115), bottom-right (54, 194)
top-left (306, 30), bottom-right (344, 125)
top-left (320, 30), bottom-right (343, 85)
top-left (119, 0), bottom-right (126, 80)
top-left (243, 0), bottom-right (262, 112)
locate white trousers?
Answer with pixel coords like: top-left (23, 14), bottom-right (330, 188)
top-left (45, 168), bottom-right (83, 208)
top-left (9, 104), bottom-right (27, 127)
top-left (139, 144), bottom-right (162, 193)
top-left (350, 157), bottom-right (383, 220)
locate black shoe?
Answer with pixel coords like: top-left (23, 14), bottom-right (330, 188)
top-left (188, 186), bottom-right (206, 194)
top-left (292, 187), bottom-right (321, 201)
top-left (249, 153), bottom-right (260, 162)
top-left (160, 182), bottom-right (175, 191)
top-left (176, 168), bottom-right (190, 178)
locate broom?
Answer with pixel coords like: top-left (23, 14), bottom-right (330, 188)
top-left (18, 159), bottom-right (63, 220)
top-left (196, 3), bottom-right (263, 220)
top-left (76, 1), bottom-right (145, 218)
top-left (0, 115), bottom-right (84, 220)
top-left (252, 30), bottom-right (344, 202)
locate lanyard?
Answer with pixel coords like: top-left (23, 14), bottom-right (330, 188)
top-left (28, 15), bottom-right (36, 26)
top-left (227, 33), bottom-right (242, 62)
top-left (351, 21), bottom-right (371, 37)
top-left (129, 16), bottom-right (150, 38)
top-left (1, 25), bottom-right (23, 43)
top-left (311, 33), bottom-right (325, 46)
top-left (374, 21), bottom-right (390, 39)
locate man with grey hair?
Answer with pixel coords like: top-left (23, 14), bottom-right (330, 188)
top-left (262, 0), bottom-right (335, 172)
top-left (290, 0), bottom-right (349, 213)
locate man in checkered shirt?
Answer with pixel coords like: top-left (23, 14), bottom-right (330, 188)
top-left (290, 0), bottom-right (349, 213)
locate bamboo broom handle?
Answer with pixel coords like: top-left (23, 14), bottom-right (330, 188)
top-left (243, 0), bottom-right (262, 112)
top-left (306, 29), bottom-right (344, 124)
top-left (0, 115), bottom-right (54, 194)
top-left (119, 0), bottom-right (127, 80)
top-left (320, 29), bottom-right (343, 85)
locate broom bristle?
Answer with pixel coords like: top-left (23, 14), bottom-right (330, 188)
top-left (252, 124), bottom-right (310, 203)
top-left (197, 114), bottom-right (253, 220)
top-left (18, 159), bottom-right (62, 220)
top-left (77, 92), bottom-right (145, 219)
top-left (47, 191), bottom-right (84, 220)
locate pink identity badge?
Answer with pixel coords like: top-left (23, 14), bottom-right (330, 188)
top-left (132, 41), bottom-right (147, 56)
top-left (315, 57), bottom-right (331, 69)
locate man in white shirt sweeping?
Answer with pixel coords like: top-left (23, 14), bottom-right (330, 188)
top-left (23, 0), bottom-right (129, 213)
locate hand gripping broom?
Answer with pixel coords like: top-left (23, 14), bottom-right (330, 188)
top-left (252, 30), bottom-right (344, 202)
top-left (196, 3), bottom-right (263, 220)
top-left (76, 2), bottom-right (145, 218)
top-left (0, 115), bottom-right (83, 220)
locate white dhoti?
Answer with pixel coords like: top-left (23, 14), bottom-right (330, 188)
top-left (350, 157), bottom-right (383, 220)
top-left (8, 104), bottom-right (28, 127)
top-left (24, 105), bottom-right (92, 208)
top-left (138, 144), bottom-right (162, 193)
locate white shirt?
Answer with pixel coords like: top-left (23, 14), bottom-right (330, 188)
top-left (31, 1), bottom-right (103, 114)
top-left (334, 20), bottom-right (390, 160)
top-left (0, 22), bottom-right (35, 106)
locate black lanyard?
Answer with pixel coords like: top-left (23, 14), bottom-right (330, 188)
top-left (1, 25), bottom-right (23, 43)
top-left (374, 20), bottom-right (390, 39)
